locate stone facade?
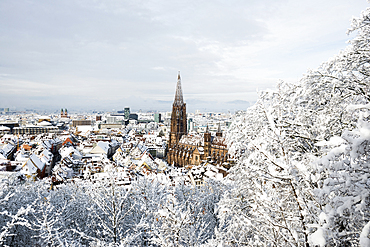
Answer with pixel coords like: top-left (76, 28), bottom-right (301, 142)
top-left (168, 72), bottom-right (187, 150)
top-left (167, 128), bottom-right (229, 167)
top-left (166, 73), bottom-right (229, 167)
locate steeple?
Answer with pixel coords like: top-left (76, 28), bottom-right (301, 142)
top-left (168, 71), bottom-right (187, 162)
top-left (204, 124), bottom-right (212, 154)
top-left (174, 71), bottom-right (184, 106)
top-left (167, 71), bottom-right (187, 166)
top-left (216, 122), bottom-right (222, 137)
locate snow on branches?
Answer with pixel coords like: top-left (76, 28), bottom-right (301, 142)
top-left (221, 5), bottom-right (370, 246)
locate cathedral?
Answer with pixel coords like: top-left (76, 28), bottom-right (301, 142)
top-left (166, 72), bottom-right (229, 167)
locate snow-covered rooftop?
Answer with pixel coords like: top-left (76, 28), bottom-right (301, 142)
top-left (179, 134), bottom-right (203, 146)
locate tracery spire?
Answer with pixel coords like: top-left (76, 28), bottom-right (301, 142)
top-left (174, 71), bottom-right (184, 106)
top-left (216, 122), bottom-right (223, 137)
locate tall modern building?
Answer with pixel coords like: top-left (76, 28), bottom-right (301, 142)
top-left (154, 113), bottom-right (162, 123)
top-left (124, 107), bottom-right (130, 120)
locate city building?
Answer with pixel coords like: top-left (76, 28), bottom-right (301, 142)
top-left (154, 113), bottom-right (161, 123)
top-left (72, 120), bottom-right (92, 127)
top-left (61, 109), bottom-right (68, 118)
top-left (0, 122), bottom-right (19, 133)
top-left (13, 125), bottom-right (58, 135)
top-left (166, 72), bottom-right (229, 167)
top-left (124, 107), bottom-right (130, 120)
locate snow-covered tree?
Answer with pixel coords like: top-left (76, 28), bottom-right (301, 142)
top-left (220, 5), bottom-right (370, 246)
top-left (219, 89), bottom-right (320, 246)
top-left (311, 112), bottom-right (370, 246)
top-left (151, 180), bottom-right (224, 246)
top-left (83, 174), bottom-right (137, 245)
top-left (0, 175), bottom-right (41, 246)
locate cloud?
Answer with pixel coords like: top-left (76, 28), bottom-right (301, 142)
top-left (0, 0), bottom-right (368, 112)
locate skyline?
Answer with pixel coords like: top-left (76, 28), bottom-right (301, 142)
top-left (0, 0), bottom-right (369, 112)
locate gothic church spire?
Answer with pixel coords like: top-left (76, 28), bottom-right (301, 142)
top-left (174, 71), bottom-right (184, 106)
top-left (168, 71), bottom-right (187, 166)
top-left (216, 122), bottom-right (222, 137)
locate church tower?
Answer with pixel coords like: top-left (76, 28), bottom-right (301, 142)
top-left (169, 71), bottom-right (187, 149)
top-left (216, 122), bottom-right (222, 137)
top-left (204, 124), bottom-right (212, 157)
top-left (167, 72), bottom-right (187, 166)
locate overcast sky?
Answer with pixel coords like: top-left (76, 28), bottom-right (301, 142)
top-left (0, 0), bottom-right (369, 113)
